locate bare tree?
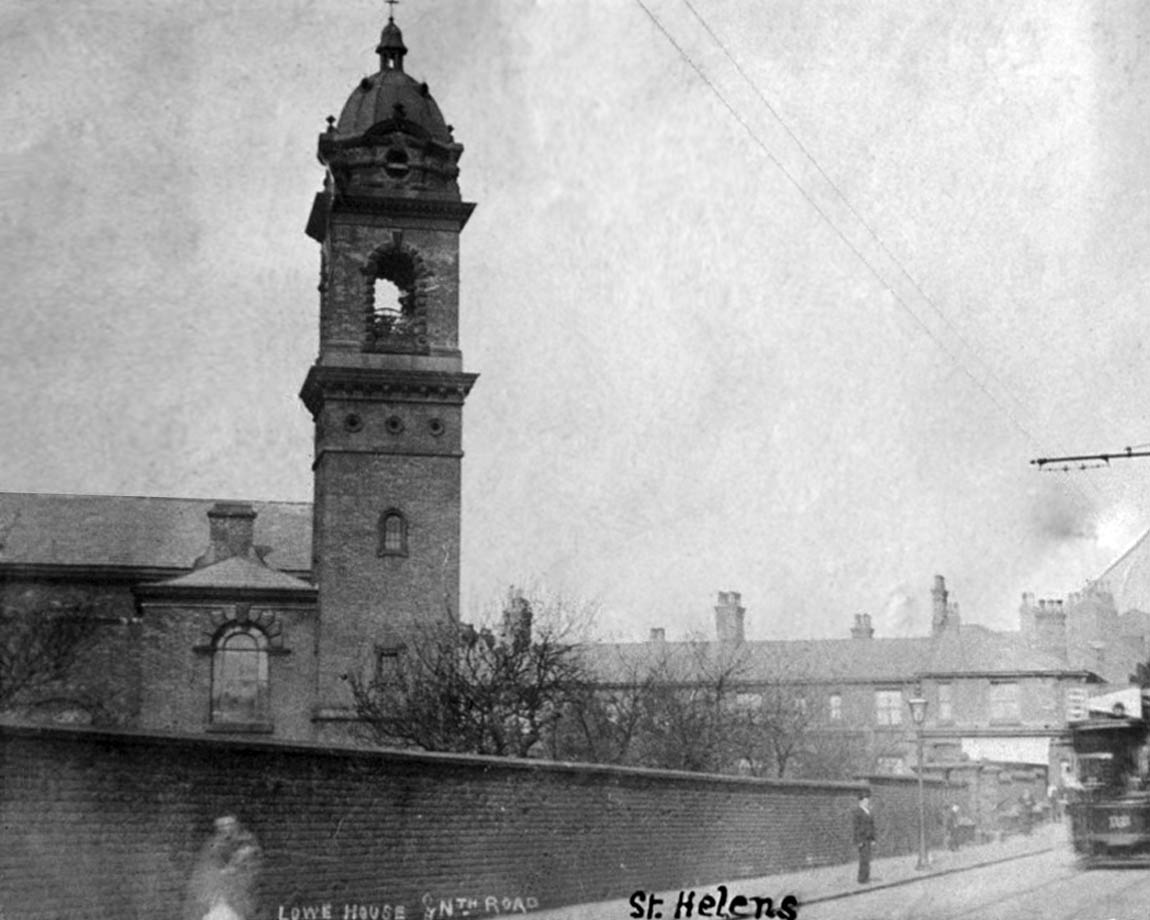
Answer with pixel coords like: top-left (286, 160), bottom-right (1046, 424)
top-left (349, 590), bottom-right (594, 757)
top-left (627, 639), bottom-right (751, 773)
top-left (550, 655), bottom-right (655, 765)
top-left (0, 600), bottom-right (102, 711)
top-left (790, 730), bottom-right (872, 781)
top-left (560, 638), bottom-right (822, 778)
top-left (755, 677), bottom-right (818, 778)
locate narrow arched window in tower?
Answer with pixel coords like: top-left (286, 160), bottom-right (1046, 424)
top-left (379, 509), bottom-right (408, 557)
top-left (211, 626), bottom-right (270, 726)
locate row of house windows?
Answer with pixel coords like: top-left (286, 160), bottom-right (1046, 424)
top-left (796, 682), bottom-right (1023, 726)
top-left (873, 682), bottom-right (1020, 725)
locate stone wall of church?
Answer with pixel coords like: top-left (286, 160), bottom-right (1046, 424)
top-left (1, 578), bottom-right (319, 740)
top-left (0, 578), bottom-right (143, 726)
top-left (134, 602), bottom-right (318, 739)
top-left (1, 725), bottom-right (964, 918)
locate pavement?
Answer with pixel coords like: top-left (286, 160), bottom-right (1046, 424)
top-left (528, 822), bottom-right (1068, 919)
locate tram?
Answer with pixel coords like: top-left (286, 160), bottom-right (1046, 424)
top-left (1067, 689), bottom-right (1150, 866)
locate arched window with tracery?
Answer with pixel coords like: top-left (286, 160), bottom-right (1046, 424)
top-left (379, 509), bottom-right (408, 557)
top-left (211, 626), bottom-right (270, 726)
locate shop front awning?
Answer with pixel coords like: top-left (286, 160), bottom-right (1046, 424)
top-left (960, 736), bottom-right (1050, 765)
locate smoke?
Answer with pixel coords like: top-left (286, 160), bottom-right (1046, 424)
top-left (880, 585), bottom-right (921, 638)
top-left (1027, 482), bottom-right (1097, 543)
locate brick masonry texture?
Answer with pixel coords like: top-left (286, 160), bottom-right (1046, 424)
top-left (0, 726), bottom-right (963, 919)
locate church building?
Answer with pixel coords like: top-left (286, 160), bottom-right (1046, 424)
top-left (2, 11), bottom-right (1142, 779)
top-left (0, 12), bottom-right (476, 743)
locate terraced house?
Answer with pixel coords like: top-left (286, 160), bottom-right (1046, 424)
top-left (584, 580), bottom-right (1104, 784)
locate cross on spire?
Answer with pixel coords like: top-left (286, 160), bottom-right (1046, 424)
top-left (386, 0), bottom-right (400, 22)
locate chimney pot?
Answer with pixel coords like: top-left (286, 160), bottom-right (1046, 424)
top-left (850, 613), bottom-right (875, 640)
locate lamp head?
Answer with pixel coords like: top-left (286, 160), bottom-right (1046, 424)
top-left (908, 694), bottom-right (928, 725)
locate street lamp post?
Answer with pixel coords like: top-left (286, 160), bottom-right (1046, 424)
top-left (908, 690), bottom-right (929, 870)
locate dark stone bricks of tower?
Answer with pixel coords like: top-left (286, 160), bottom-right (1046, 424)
top-left (300, 14), bottom-right (478, 717)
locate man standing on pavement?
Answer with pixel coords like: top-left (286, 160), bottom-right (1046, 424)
top-left (853, 790), bottom-right (876, 884)
top-left (945, 803), bottom-right (962, 850)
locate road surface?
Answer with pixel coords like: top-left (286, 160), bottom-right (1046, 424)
top-left (804, 847), bottom-right (1150, 920)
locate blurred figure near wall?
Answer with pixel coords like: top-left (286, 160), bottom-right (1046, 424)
top-left (184, 815), bottom-right (262, 920)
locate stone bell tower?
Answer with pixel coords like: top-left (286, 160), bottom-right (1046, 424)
top-left (300, 11), bottom-right (477, 716)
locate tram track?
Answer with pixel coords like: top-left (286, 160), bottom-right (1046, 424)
top-left (928, 865), bottom-right (1084, 920)
top-left (907, 861), bottom-right (1150, 920)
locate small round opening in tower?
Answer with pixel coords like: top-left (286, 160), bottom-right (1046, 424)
top-left (384, 148), bottom-right (410, 179)
top-left (385, 415), bottom-right (405, 435)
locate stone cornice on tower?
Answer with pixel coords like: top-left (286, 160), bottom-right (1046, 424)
top-left (306, 192), bottom-right (475, 242)
top-left (299, 365), bottom-right (478, 416)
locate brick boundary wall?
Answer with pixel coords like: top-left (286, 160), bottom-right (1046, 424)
top-left (0, 725), bottom-right (962, 919)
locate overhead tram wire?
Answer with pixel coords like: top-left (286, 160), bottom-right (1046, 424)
top-left (633, 0), bottom-right (1100, 502)
top-left (632, 1), bottom-right (1032, 441)
top-left (680, 0), bottom-right (1038, 432)
top-left (1031, 446), bottom-right (1150, 473)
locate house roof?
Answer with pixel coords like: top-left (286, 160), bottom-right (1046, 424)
top-left (1096, 527), bottom-right (1150, 614)
top-left (0, 492), bottom-right (312, 575)
top-left (585, 624), bottom-right (1093, 686)
top-left (919, 624), bottom-right (1080, 676)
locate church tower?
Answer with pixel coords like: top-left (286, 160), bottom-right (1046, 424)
top-left (300, 11), bottom-right (477, 718)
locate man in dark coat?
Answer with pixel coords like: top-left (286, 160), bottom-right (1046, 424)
top-left (853, 791), bottom-right (876, 883)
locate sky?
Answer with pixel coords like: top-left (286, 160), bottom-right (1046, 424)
top-left (2, 0), bottom-right (1149, 642)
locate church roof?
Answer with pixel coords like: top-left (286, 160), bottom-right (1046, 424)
top-left (332, 18), bottom-right (452, 144)
top-left (148, 554), bottom-right (315, 594)
top-left (336, 68), bottom-right (453, 142)
top-left (0, 492), bottom-right (311, 575)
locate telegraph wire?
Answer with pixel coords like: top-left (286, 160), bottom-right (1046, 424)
top-left (634, 0), bottom-right (1112, 511)
top-left (631, 0), bottom-right (1043, 452)
top-left (680, 0), bottom-right (1038, 431)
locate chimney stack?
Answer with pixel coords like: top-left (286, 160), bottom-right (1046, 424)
top-left (501, 591), bottom-right (533, 651)
top-left (1019, 592), bottom-right (1037, 639)
top-left (1032, 598), bottom-right (1068, 662)
top-left (931, 575), bottom-right (951, 636)
top-left (714, 591), bottom-right (745, 644)
top-left (850, 613), bottom-right (875, 639)
top-left (649, 627), bottom-right (666, 642)
top-left (195, 502), bottom-right (258, 568)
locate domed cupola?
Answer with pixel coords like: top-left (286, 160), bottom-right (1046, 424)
top-left (317, 13), bottom-right (463, 201)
